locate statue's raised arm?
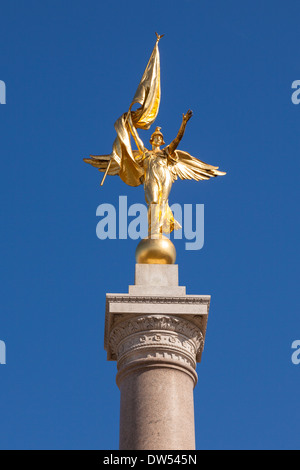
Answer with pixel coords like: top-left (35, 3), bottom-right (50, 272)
top-left (167, 110), bottom-right (193, 156)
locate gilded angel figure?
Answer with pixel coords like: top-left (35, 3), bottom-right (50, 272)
top-left (84, 34), bottom-right (225, 263)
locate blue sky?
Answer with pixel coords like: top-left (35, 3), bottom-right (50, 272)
top-left (0, 0), bottom-right (299, 450)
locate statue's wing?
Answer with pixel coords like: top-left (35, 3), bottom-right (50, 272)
top-left (83, 150), bottom-right (143, 178)
top-left (83, 155), bottom-right (120, 176)
top-left (170, 150), bottom-right (226, 182)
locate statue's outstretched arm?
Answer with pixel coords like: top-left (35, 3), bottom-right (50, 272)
top-left (167, 110), bottom-right (193, 155)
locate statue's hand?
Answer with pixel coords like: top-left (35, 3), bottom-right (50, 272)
top-left (183, 109), bottom-right (193, 123)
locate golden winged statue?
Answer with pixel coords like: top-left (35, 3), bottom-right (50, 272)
top-left (84, 34), bottom-right (226, 264)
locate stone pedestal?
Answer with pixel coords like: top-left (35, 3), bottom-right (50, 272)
top-left (104, 264), bottom-right (210, 450)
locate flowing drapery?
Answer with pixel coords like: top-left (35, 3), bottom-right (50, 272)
top-left (105, 39), bottom-right (162, 187)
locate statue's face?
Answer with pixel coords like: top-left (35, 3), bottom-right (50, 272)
top-left (152, 135), bottom-right (164, 147)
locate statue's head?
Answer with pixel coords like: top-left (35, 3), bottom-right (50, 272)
top-left (150, 127), bottom-right (165, 147)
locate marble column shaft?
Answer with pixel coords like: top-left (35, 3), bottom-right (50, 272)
top-left (104, 264), bottom-right (210, 450)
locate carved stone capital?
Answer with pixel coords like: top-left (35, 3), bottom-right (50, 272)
top-left (110, 315), bottom-right (203, 361)
top-left (106, 314), bottom-right (204, 387)
top-left (104, 265), bottom-right (210, 387)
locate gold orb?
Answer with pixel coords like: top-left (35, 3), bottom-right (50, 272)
top-left (135, 237), bottom-right (176, 265)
